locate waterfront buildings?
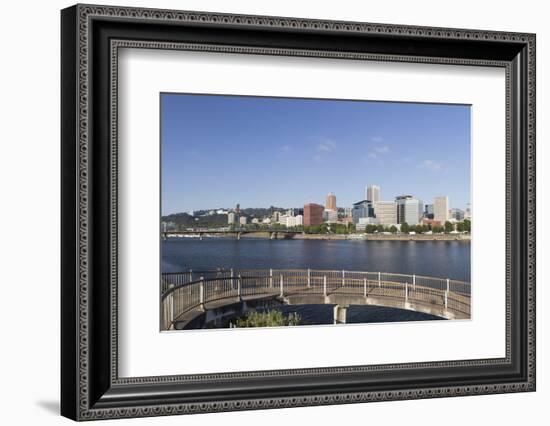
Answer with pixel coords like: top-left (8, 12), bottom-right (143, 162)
top-left (365, 185), bottom-right (380, 203)
top-left (396, 195), bottom-right (423, 225)
top-left (282, 214), bottom-right (303, 228)
top-left (374, 201), bottom-right (397, 225)
top-left (304, 203), bottom-right (324, 226)
top-left (434, 196), bottom-right (449, 223)
top-left (326, 192), bottom-right (337, 211)
top-left (424, 204), bottom-right (434, 219)
top-left (228, 212), bottom-right (236, 225)
top-left (324, 209), bottom-right (338, 223)
top-left (239, 216), bottom-right (247, 226)
top-left (450, 208), bottom-right (465, 221)
top-left (421, 218), bottom-right (442, 228)
top-left (356, 216), bottom-right (379, 231)
top-left (352, 200), bottom-right (374, 224)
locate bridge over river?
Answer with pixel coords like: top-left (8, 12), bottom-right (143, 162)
top-left (162, 229), bottom-right (302, 240)
top-left (161, 269), bottom-right (471, 330)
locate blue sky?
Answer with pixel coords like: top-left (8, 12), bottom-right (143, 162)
top-left (161, 93), bottom-right (470, 215)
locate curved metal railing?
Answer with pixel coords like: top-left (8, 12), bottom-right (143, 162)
top-left (161, 269), bottom-right (471, 330)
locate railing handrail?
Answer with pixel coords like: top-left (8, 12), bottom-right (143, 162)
top-left (162, 269), bottom-right (470, 283)
top-left (161, 268), bottom-right (470, 298)
top-left (161, 268), bottom-right (472, 330)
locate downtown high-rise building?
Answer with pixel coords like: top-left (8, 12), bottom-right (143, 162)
top-left (434, 196), bottom-right (449, 223)
top-left (352, 200), bottom-right (374, 224)
top-left (374, 201), bottom-right (397, 225)
top-left (326, 192), bottom-right (337, 211)
top-left (304, 203), bottom-right (324, 226)
top-left (365, 185), bottom-right (380, 203)
top-left (395, 195), bottom-right (423, 225)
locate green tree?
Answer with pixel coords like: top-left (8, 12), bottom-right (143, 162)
top-left (433, 225), bottom-right (444, 233)
top-left (444, 221), bottom-right (454, 233)
top-left (463, 219), bottom-right (471, 233)
top-left (376, 224), bottom-right (385, 233)
top-left (400, 222), bottom-right (410, 233)
top-left (414, 224), bottom-right (424, 234)
top-left (456, 222), bottom-right (465, 232)
top-left (365, 224), bottom-right (377, 234)
top-left (389, 225), bottom-right (398, 234)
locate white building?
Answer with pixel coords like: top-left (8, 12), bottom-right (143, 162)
top-left (228, 212), bottom-right (235, 224)
top-left (356, 216), bottom-right (379, 231)
top-left (262, 218), bottom-right (272, 224)
top-left (365, 185), bottom-right (380, 203)
top-left (324, 209), bottom-right (338, 223)
top-left (434, 196), bottom-right (449, 223)
top-left (239, 216), bottom-right (247, 226)
top-left (374, 201), bottom-right (397, 225)
top-left (396, 195), bottom-right (423, 225)
top-left (279, 214), bottom-right (303, 228)
top-left (251, 218), bottom-right (259, 224)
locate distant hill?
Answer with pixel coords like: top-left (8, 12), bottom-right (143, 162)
top-left (161, 207), bottom-right (296, 230)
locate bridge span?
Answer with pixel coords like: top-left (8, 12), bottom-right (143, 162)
top-left (161, 269), bottom-right (470, 330)
top-left (162, 229), bottom-right (302, 240)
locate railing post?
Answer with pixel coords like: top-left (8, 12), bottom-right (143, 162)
top-left (189, 269), bottom-right (193, 283)
top-left (342, 270), bottom-right (345, 287)
top-left (405, 282), bottom-right (408, 302)
top-left (413, 274), bottom-right (416, 290)
top-left (378, 272), bottom-right (381, 287)
top-left (445, 290), bottom-right (448, 309)
top-left (280, 274), bottom-right (284, 297)
top-left (307, 268), bottom-right (311, 288)
top-left (270, 268), bottom-right (273, 288)
top-left (199, 276), bottom-right (204, 310)
top-left (363, 278), bottom-right (367, 297)
top-left (446, 278), bottom-right (450, 292)
top-left (230, 268), bottom-right (234, 290)
top-left (237, 275), bottom-right (241, 300)
top-left (323, 275), bottom-right (327, 297)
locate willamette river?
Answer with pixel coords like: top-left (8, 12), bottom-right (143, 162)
top-left (161, 238), bottom-right (470, 325)
top-left (161, 238), bottom-right (470, 281)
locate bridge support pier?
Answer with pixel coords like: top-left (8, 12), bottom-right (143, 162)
top-left (237, 232), bottom-right (242, 240)
top-left (333, 305), bottom-right (347, 324)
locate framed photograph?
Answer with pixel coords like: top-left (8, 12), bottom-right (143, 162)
top-left (61, 4), bottom-right (536, 421)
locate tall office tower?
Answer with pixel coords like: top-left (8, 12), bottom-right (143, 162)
top-left (352, 200), bottom-right (374, 224)
top-left (303, 203), bottom-right (324, 226)
top-left (365, 185), bottom-right (380, 203)
top-left (395, 195), bottom-right (423, 225)
top-left (374, 201), bottom-right (398, 225)
top-left (434, 196), bottom-right (449, 223)
top-left (326, 192), bottom-right (337, 211)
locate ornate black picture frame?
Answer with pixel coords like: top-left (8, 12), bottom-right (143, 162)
top-left (61, 4), bottom-right (536, 421)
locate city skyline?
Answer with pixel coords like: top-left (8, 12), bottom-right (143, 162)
top-left (161, 93), bottom-right (471, 215)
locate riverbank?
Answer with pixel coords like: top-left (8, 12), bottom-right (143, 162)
top-left (236, 232), bottom-right (471, 241)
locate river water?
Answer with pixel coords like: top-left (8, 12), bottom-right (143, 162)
top-left (162, 238), bottom-right (470, 281)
